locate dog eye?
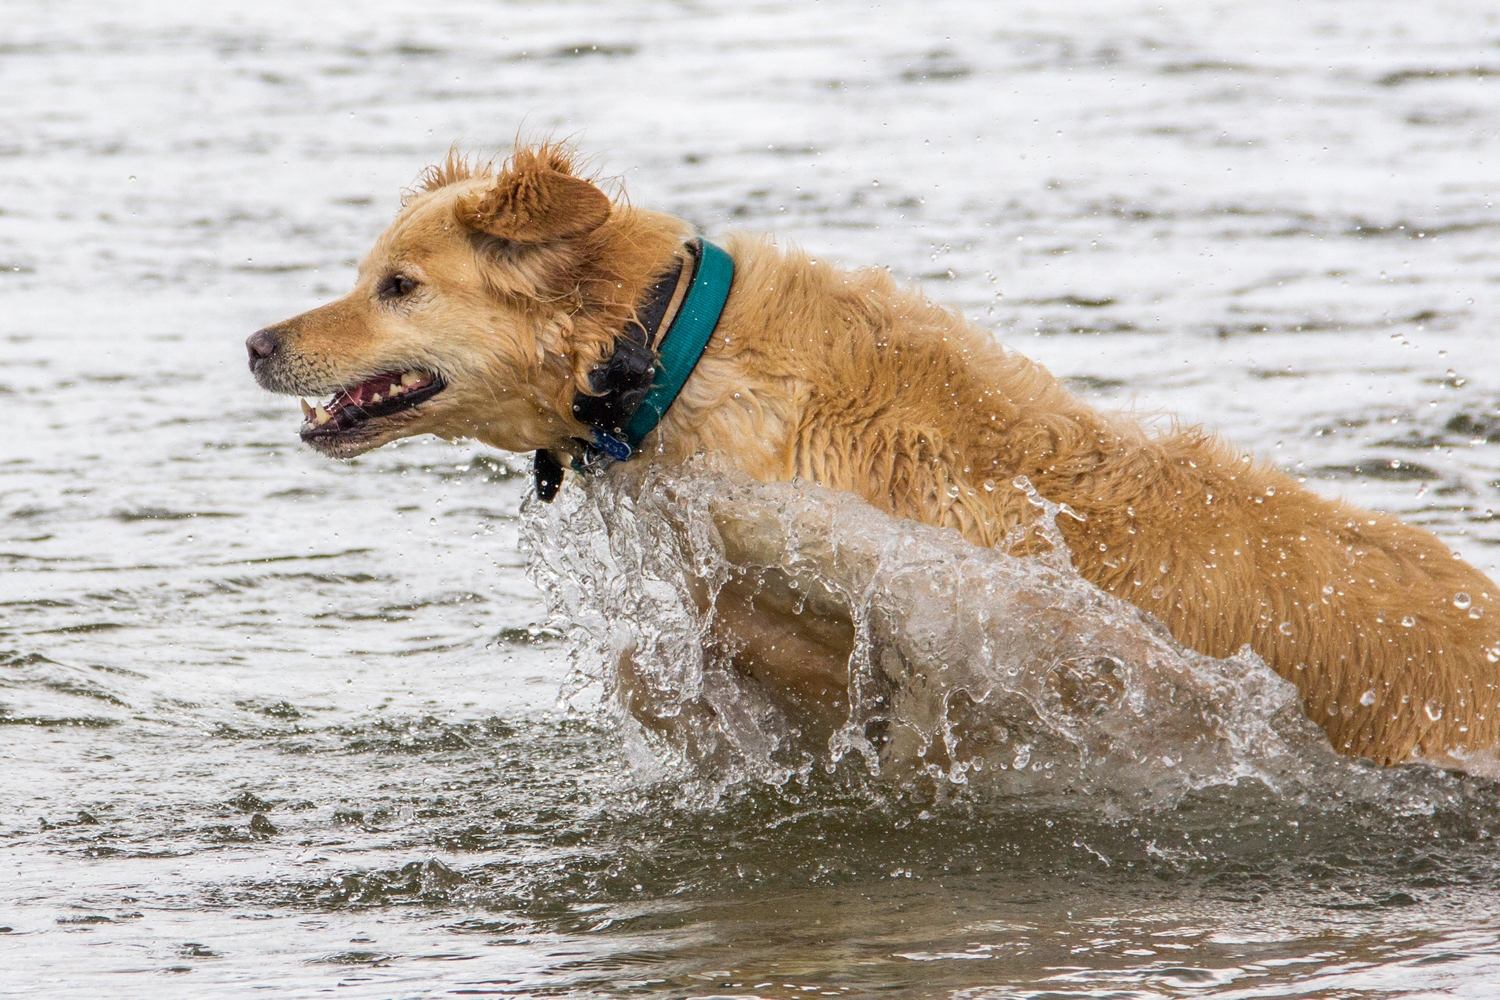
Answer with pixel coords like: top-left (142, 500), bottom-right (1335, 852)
top-left (379, 273), bottom-right (419, 300)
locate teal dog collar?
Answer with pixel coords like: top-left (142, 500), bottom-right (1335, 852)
top-left (533, 238), bottom-right (734, 500)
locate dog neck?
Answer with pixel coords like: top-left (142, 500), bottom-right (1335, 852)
top-left (533, 238), bottom-right (734, 500)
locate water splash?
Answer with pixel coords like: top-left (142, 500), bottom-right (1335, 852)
top-left (521, 460), bottom-right (1439, 812)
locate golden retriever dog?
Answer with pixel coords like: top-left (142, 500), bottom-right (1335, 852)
top-left (248, 144), bottom-right (1500, 768)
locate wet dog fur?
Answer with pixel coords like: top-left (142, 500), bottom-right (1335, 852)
top-left (249, 143), bottom-right (1500, 768)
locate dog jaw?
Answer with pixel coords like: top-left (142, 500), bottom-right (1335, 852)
top-left (296, 369), bottom-right (447, 458)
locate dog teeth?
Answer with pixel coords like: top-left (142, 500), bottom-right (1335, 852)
top-left (305, 372), bottom-right (428, 428)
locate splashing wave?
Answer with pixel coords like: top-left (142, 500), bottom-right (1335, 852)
top-left (522, 460), bottom-right (1492, 816)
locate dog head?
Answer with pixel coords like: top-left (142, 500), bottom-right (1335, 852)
top-left (247, 145), bottom-right (687, 459)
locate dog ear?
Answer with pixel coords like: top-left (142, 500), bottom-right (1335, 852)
top-left (456, 164), bottom-right (611, 243)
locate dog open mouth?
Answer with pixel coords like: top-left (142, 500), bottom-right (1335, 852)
top-left (299, 369), bottom-right (445, 442)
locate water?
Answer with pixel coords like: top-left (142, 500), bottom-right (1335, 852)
top-left (6, 0), bottom-right (1500, 995)
top-left (528, 462), bottom-right (1334, 799)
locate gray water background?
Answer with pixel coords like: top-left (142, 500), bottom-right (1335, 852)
top-left (6, 0), bottom-right (1500, 996)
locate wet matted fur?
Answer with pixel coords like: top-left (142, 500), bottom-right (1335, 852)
top-left (249, 143), bottom-right (1500, 767)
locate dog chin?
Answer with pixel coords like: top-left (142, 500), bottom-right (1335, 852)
top-left (299, 426), bottom-right (391, 459)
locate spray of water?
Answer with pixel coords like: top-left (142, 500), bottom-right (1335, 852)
top-left (522, 459), bottom-right (1430, 812)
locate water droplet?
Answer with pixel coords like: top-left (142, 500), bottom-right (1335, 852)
top-left (429, 517), bottom-right (438, 526)
top-left (1360, 688), bottom-right (1377, 707)
top-left (1472, 607), bottom-right (1485, 620)
top-left (1278, 621), bottom-right (1294, 635)
top-left (1151, 585), bottom-right (1165, 599)
top-left (1401, 615), bottom-right (1416, 628)
top-left (1322, 583), bottom-right (1335, 596)
top-left (1012, 745), bottom-right (1031, 770)
top-left (1158, 562), bottom-right (1170, 575)
top-left (1455, 592), bottom-right (1473, 610)
top-left (947, 484), bottom-right (960, 498)
top-left (1425, 699), bottom-right (1444, 722)
top-left (1488, 646), bottom-right (1500, 664)
top-left (982, 479), bottom-right (995, 492)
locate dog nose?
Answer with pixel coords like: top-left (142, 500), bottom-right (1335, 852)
top-left (246, 328), bottom-right (280, 368)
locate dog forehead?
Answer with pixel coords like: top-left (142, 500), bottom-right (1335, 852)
top-left (365, 187), bottom-right (478, 272)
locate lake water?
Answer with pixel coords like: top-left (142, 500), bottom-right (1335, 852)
top-left (6, 0), bottom-right (1500, 996)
